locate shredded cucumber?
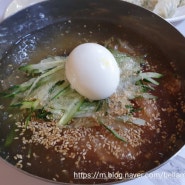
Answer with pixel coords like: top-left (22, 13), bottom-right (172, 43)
top-left (1, 51), bottom-right (162, 141)
top-left (11, 100), bottom-right (40, 110)
top-left (19, 56), bottom-right (66, 74)
top-left (138, 72), bottom-right (163, 85)
top-left (98, 118), bottom-right (127, 142)
top-left (57, 96), bottom-right (85, 126)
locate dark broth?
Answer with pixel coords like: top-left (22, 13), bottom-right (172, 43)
top-left (0, 19), bottom-right (185, 184)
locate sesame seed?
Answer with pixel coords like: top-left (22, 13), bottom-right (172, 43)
top-left (26, 162), bottom-right (31, 166)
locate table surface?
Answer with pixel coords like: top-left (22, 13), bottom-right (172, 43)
top-left (0, 1), bottom-right (185, 185)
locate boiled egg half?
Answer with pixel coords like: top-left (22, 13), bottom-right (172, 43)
top-left (65, 43), bottom-right (120, 100)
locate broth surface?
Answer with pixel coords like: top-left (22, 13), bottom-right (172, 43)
top-left (0, 19), bottom-right (185, 184)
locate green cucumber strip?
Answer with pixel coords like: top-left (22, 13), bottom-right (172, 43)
top-left (4, 124), bottom-right (17, 147)
top-left (50, 83), bottom-right (70, 100)
top-left (11, 100), bottom-right (40, 110)
top-left (57, 97), bottom-right (85, 127)
top-left (139, 72), bottom-right (162, 85)
top-left (2, 78), bottom-right (36, 98)
top-left (98, 118), bottom-right (127, 142)
top-left (19, 57), bottom-right (66, 74)
top-left (26, 65), bottom-right (64, 96)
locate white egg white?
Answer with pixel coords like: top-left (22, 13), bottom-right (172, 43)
top-left (65, 43), bottom-right (120, 100)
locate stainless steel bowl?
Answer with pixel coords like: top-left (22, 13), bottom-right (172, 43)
top-left (0, 0), bottom-right (185, 184)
